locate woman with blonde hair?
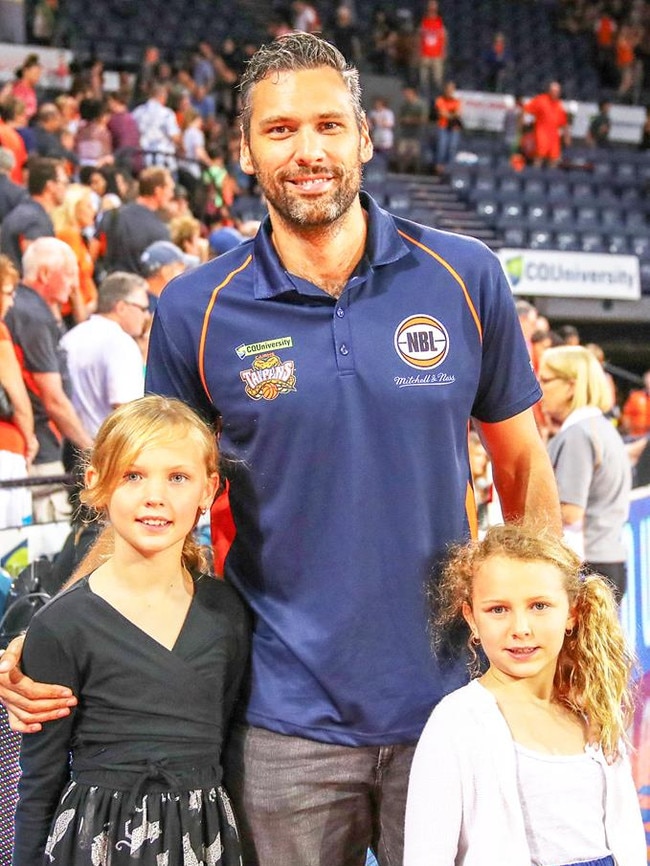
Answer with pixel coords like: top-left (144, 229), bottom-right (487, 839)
top-left (52, 183), bottom-right (99, 324)
top-left (539, 345), bottom-right (631, 600)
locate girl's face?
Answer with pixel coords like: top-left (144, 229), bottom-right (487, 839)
top-left (75, 194), bottom-right (97, 228)
top-left (89, 438), bottom-right (217, 562)
top-left (463, 555), bottom-right (575, 692)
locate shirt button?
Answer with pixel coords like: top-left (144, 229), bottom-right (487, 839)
top-left (336, 307), bottom-right (345, 318)
top-left (340, 344), bottom-right (349, 356)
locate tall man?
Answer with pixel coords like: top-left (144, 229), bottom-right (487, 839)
top-left (0, 33), bottom-right (560, 866)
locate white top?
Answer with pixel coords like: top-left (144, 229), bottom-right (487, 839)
top-left (404, 680), bottom-right (646, 866)
top-left (60, 315), bottom-right (144, 437)
top-left (515, 743), bottom-right (610, 864)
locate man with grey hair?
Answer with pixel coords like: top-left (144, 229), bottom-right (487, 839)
top-left (0, 32), bottom-right (560, 866)
top-left (5, 237), bottom-right (92, 522)
top-left (0, 146), bottom-right (28, 223)
top-left (60, 271), bottom-right (149, 437)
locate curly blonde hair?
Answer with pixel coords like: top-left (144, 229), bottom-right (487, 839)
top-left (80, 396), bottom-right (219, 574)
top-left (434, 524), bottom-right (636, 754)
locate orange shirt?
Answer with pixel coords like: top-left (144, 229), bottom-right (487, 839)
top-left (435, 95), bottom-right (461, 129)
top-left (420, 15), bottom-right (446, 58)
top-left (0, 122), bottom-right (27, 184)
top-left (57, 227), bottom-right (98, 318)
top-left (0, 321), bottom-right (26, 456)
top-left (622, 389), bottom-right (650, 436)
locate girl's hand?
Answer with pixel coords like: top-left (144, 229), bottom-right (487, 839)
top-left (0, 636), bottom-right (77, 733)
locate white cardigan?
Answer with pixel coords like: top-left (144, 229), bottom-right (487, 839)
top-left (404, 680), bottom-right (646, 866)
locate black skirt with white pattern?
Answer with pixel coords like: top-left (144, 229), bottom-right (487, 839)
top-left (43, 762), bottom-right (242, 866)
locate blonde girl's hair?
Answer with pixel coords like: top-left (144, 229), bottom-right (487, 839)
top-left (52, 182), bottom-right (95, 232)
top-left (433, 523), bottom-right (636, 755)
top-left (540, 344), bottom-right (612, 413)
top-left (80, 396), bottom-right (219, 574)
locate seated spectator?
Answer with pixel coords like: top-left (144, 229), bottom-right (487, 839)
top-left (139, 239), bottom-right (198, 313)
top-left (74, 98), bottom-right (114, 168)
top-left (52, 183), bottom-right (99, 324)
top-left (0, 156), bottom-right (67, 269)
top-left (0, 148), bottom-right (28, 224)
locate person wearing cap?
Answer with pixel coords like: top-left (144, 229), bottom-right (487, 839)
top-left (208, 226), bottom-right (244, 258)
top-left (100, 167), bottom-right (173, 275)
top-left (140, 239), bottom-right (198, 313)
top-left (0, 148), bottom-right (28, 224)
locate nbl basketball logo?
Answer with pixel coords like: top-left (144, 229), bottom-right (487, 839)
top-left (394, 315), bottom-right (449, 370)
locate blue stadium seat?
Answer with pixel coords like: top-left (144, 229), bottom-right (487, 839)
top-left (555, 231), bottom-right (580, 251)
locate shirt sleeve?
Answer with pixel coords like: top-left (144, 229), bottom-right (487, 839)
top-left (549, 425), bottom-right (594, 508)
top-left (13, 615), bottom-right (80, 866)
top-left (145, 296), bottom-right (221, 426)
top-left (404, 708), bottom-right (464, 866)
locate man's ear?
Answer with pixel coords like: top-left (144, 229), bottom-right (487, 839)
top-left (240, 132), bottom-right (255, 176)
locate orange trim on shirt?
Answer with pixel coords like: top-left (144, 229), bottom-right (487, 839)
top-left (397, 230), bottom-right (483, 341)
top-left (197, 254), bottom-right (253, 402)
top-left (465, 480), bottom-right (478, 540)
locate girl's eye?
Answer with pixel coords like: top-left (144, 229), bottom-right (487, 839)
top-left (532, 602), bottom-right (549, 611)
top-left (125, 472), bottom-right (141, 482)
top-left (489, 605), bottom-right (506, 614)
top-left (170, 473), bottom-right (188, 483)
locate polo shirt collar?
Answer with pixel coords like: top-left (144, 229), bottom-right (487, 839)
top-left (252, 192), bottom-right (410, 300)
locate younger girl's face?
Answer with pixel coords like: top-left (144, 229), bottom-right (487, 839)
top-left (462, 555), bottom-right (575, 691)
top-left (89, 438), bottom-right (217, 561)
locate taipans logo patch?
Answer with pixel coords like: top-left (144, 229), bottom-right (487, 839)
top-left (240, 352), bottom-right (297, 401)
top-left (394, 315), bottom-right (449, 370)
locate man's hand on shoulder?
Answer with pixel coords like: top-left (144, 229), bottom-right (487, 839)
top-left (0, 635), bottom-right (77, 733)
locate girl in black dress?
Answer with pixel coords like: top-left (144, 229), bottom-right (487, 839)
top-left (13, 396), bottom-right (250, 866)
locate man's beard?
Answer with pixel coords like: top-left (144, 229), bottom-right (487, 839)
top-left (252, 158), bottom-right (363, 228)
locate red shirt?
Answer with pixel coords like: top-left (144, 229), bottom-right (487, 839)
top-left (420, 15), bottom-right (446, 58)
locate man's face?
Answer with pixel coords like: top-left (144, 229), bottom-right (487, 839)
top-left (155, 173), bottom-right (175, 209)
top-left (49, 167), bottom-right (69, 207)
top-left (40, 252), bottom-right (78, 306)
top-left (117, 288), bottom-right (150, 338)
top-left (240, 67), bottom-right (373, 229)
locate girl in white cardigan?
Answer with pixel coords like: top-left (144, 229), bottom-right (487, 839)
top-left (404, 524), bottom-right (645, 866)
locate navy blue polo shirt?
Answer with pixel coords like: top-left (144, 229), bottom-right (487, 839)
top-left (146, 193), bottom-right (540, 746)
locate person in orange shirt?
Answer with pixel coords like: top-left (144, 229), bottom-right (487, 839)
top-left (524, 80), bottom-right (570, 168)
top-left (418, 0), bottom-right (447, 101)
top-left (435, 80), bottom-right (462, 173)
top-left (622, 370), bottom-right (650, 436)
top-left (52, 184), bottom-right (99, 325)
top-left (0, 97), bottom-right (28, 185)
top-left (616, 23), bottom-right (640, 99)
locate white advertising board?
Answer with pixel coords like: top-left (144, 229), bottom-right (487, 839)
top-left (497, 248), bottom-right (641, 300)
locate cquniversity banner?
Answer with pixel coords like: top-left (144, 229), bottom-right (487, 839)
top-left (498, 248), bottom-right (641, 301)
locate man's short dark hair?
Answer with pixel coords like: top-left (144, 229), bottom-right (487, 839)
top-left (26, 156), bottom-right (63, 195)
top-left (138, 166), bottom-right (171, 197)
top-left (239, 32), bottom-right (363, 139)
